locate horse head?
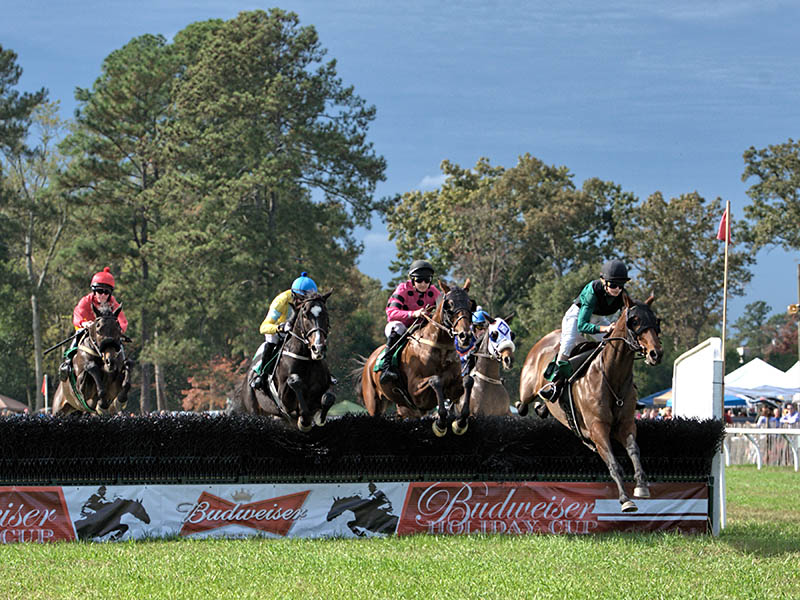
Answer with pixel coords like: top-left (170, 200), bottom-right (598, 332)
top-left (623, 294), bottom-right (663, 366)
top-left (437, 279), bottom-right (473, 347)
top-left (486, 314), bottom-right (516, 370)
top-left (90, 303), bottom-right (124, 374)
top-left (291, 290), bottom-right (332, 361)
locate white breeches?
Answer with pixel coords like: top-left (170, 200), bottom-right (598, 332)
top-left (385, 321), bottom-right (407, 338)
top-left (558, 304), bottom-right (611, 359)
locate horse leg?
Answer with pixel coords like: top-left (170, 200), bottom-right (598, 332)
top-left (109, 523), bottom-right (129, 541)
top-left (590, 422), bottom-right (636, 513)
top-left (616, 424), bottom-right (650, 499)
top-left (428, 376), bottom-right (448, 437)
top-left (452, 374), bottom-right (474, 435)
top-left (286, 374), bottom-right (312, 432)
top-left (83, 363), bottom-right (108, 410)
top-left (314, 390), bottom-right (336, 426)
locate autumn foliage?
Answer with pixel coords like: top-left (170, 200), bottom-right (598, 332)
top-left (181, 356), bottom-right (247, 412)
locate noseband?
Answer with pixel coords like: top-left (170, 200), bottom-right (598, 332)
top-left (287, 300), bottom-right (329, 350)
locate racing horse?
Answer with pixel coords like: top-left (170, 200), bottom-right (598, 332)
top-left (232, 291), bottom-right (336, 431)
top-left (517, 294), bottom-right (663, 512)
top-left (52, 304), bottom-right (131, 415)
top-left (357, 280), bottom-right (474, 437)
top-left (326, 486), bottom-right (399, 536)
top-left (451, 315), bottom-right (516, 434)
top-left (74, 497), bottom-right (150, 541)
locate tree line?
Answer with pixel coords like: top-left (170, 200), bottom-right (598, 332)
top-left (1, 9), bottom-right (797, 412)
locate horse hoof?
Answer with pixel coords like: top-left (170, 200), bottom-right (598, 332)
top-left (621, 500), bottom-right (637, 513)
top-left (297, 417), bottom-right (313, 432)
top-left (515, 401), bottom-right (529, 417)
top-left (313, 411), bottom-right (326, 427)
top-left (634, 486), bottom-right (650, 499)
top-left (432, 420), bottom-right (447, 437)
top-left (451, 420), bottom-right (468, 436)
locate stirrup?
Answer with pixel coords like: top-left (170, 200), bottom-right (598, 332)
top-left (537, 382), bottom-right (558, 402)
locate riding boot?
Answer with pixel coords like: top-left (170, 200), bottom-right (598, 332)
top-left (251, 342), bottom-right (278, 390)
top-left (378, 331), bottom-right (402, 386)
top-left (59, 359), bottom-right (71, 382)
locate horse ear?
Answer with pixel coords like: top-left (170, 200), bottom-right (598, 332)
top-left (438, 279), bottom-right (450, 293)
top-left (469, 299), bottom-right (477, 313)
top-left (463, 278), bottom-right (471, 292)
top-left (503, 312), bottom-right (515, 324)
top-left (645, 294), bottom-right (655, 306)
top-left (92, 303), bottom-right (101, 317)
top-left (113, 304), bottom-right (123, 318)
top-left (623, 292), bottom-right (633, 308)
top-left (322, 289), bottom-right (333, 301)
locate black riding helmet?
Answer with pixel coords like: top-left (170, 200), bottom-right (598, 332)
top-left (408, 259), bottom-right (434, 280)
top-left (601, 259), bottom-right (630, 284)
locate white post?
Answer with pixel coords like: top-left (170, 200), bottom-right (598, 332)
top-left (44, 374), bottom-right (49, 413)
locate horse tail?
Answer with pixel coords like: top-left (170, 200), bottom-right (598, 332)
top-left (350, 356), bottom-right (368, 406)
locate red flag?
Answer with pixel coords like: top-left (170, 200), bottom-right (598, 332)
top-left (41, 376), bottom-right (46, 397)
top-left (716, 208), bottom-right (730, 241)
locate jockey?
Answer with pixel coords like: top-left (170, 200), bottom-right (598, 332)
top-left (251, 272), bottom-right (317, 390)
top-left (455, 306), bottom-right (490, 377)
top-left (59, 267), bottom-right (128, 381)
top-left (376, 259), bottom-right (442, 386)
top-left (535, 259), bottom-right (629, 415)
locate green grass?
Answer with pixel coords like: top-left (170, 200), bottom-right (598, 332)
top-left (1, 466), bottom-right (798, 600)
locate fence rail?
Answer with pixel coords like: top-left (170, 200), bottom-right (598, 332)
top-left (724, 427), bottom-right (800, 471)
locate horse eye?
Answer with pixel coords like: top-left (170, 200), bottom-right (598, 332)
top-left (490, 331), bottom-right (498, 341)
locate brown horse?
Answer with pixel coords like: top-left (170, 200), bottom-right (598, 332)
top-left (357, 280), bottom-right (474, 436)
top-left (52, 304), bottom-right (131, 415)
top-left (231, 291), bottom-right (336, 431)
top-left (517, 294), bottom-right (662, 512)
top-left (452, 315), bottom-right (516, 433)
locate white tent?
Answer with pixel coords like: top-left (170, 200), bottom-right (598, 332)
top-left (725, 357), bottom-right (800, 399)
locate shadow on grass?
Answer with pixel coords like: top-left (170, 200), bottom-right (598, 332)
top-left (721, 519), bottom-right (800, 557)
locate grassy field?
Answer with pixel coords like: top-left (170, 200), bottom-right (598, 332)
top-left (0, 466), bottom-right (798, 600)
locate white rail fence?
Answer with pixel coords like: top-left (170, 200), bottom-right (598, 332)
top-left (724, 427), bottom-right (800, 471)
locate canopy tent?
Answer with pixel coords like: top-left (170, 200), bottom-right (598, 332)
top-left (724, 357), bottom-right (800, 399)
top-left (0, 394), bottom-right (29, 413)
top-left (638, 388), bottom-right (749, 408)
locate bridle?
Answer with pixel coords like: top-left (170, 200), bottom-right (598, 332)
top-left (420, 291), bottom-right (471, 338)
top-left (284, 298), bottom-right (329, 360)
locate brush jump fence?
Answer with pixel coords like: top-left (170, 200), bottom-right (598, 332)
top-left (0, 414), bottom-right (724, 542)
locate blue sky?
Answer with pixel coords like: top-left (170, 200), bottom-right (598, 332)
top-left (3, 1), bottom-right (799, 323)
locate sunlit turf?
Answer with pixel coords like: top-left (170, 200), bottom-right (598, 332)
top-left (0, 466), bottom-right (798, 600)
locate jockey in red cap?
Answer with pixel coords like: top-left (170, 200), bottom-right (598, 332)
top-left (60, 267), bottom-right (129, 382)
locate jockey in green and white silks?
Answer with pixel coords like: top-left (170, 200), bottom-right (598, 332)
top-left (251, 272), bottom-right (318, 390)
top-left (535, 260), bottom-right (629, 412)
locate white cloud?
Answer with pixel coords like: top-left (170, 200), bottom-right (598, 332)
top-left (418, 174), bottom-right (447, 189)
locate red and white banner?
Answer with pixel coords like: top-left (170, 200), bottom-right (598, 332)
top-left (397, 482), bottom-right (708, 535)
top-left (0, 481), bottom-right (707, 543)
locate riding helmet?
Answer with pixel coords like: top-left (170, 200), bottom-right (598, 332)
top-left (472, 306), bottom-right (490, 325)
top-left (600, 259), bottom-right (630, 283)
top-left (91, 267), bottom-right (115, 292)
top-left (291, 272), bottom-right (318, 295)
top-left (408, 259), bottom-right (434, 279)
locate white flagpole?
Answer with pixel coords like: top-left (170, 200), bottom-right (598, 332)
top-left (720, 199), bottom-right (730, 418)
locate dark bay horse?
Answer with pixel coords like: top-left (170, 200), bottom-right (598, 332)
top-left (231, 291), bottom-right (336, 431)
top-left (326, 490), bottom-right (399, 536)
top-left (74, 497), bottom-right (150, 541)
top-left (357, 280), bottom-right (474, 437)
top-left (517, 294), bottom-right (663, 512)
top-left (52, 304), bottom-right (131, 415)
top-left (452, 315), bottom-right (516, 433)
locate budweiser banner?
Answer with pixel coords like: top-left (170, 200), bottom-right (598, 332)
top-left (0, 481), bottom-right (707, 543)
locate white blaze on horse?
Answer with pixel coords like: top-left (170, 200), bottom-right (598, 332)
top-left (452, 315), bottom-right (516, 434)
